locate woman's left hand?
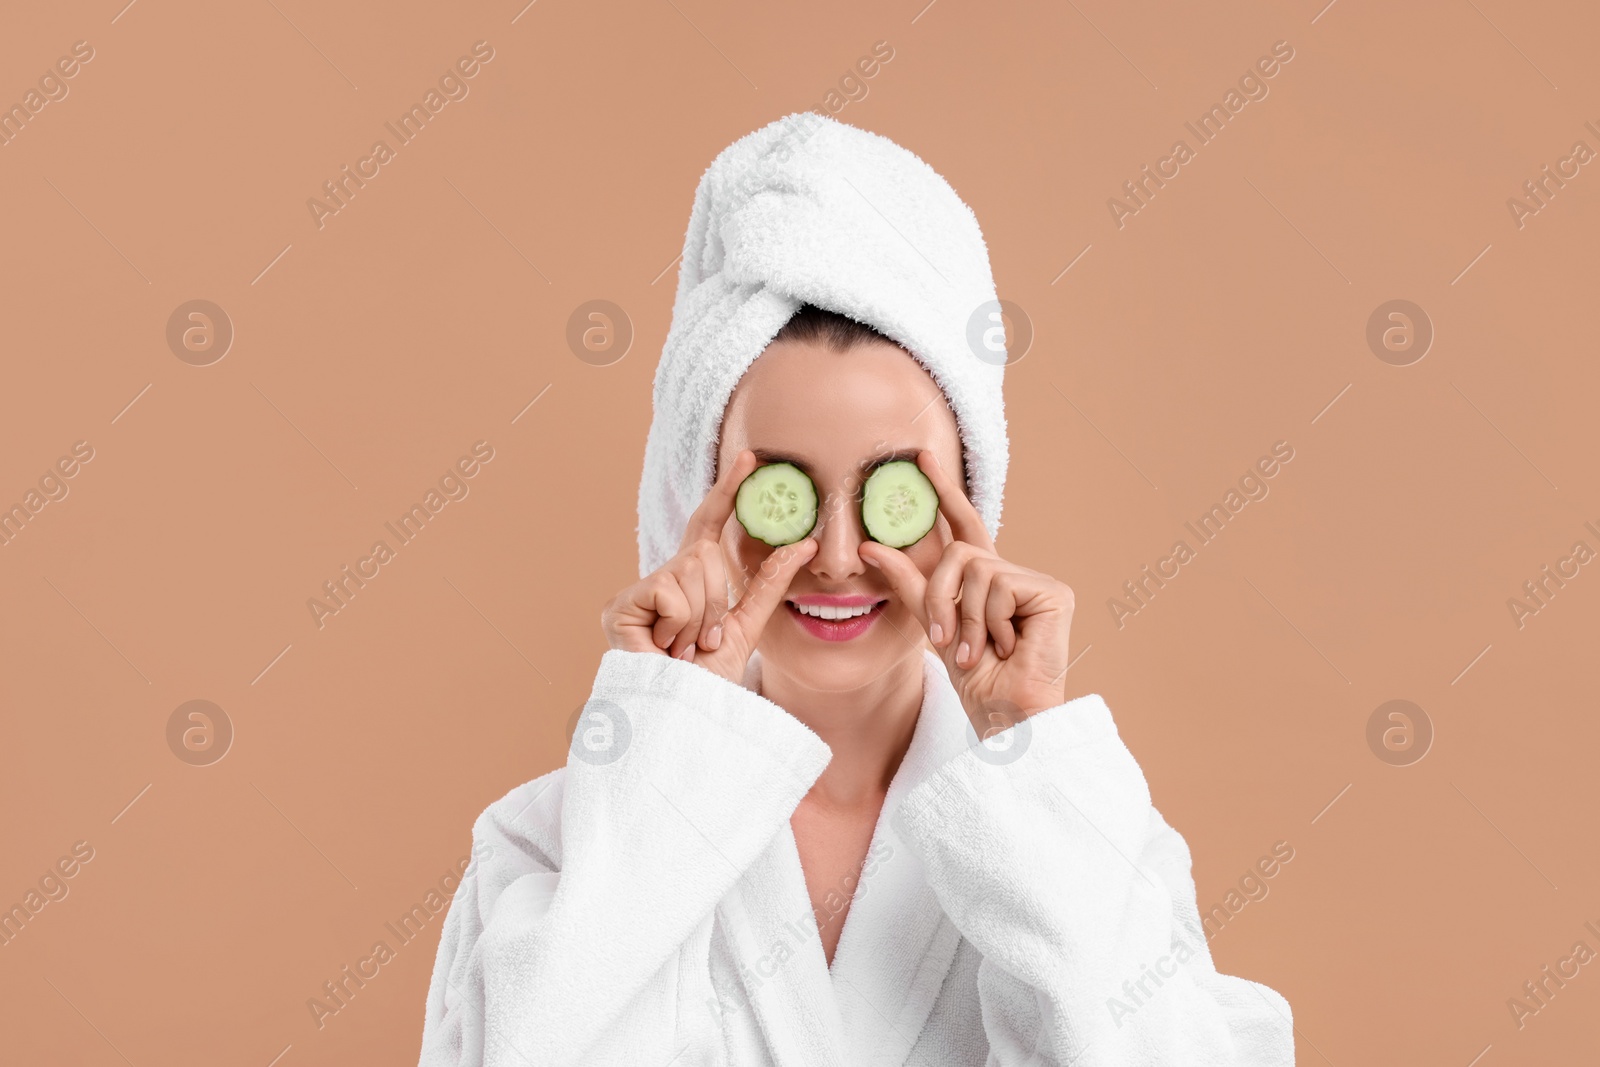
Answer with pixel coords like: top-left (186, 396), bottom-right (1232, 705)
top-left (858, 450), bottom-right (1076, 734)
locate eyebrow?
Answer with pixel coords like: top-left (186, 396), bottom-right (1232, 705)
top-left (752, 447), bottom-right (923, 477)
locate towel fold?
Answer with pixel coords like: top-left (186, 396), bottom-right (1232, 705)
top-left (637, 111), bottom-right (1011, 578)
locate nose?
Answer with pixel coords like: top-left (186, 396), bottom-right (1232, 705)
top-left (807, 488), bottom-right (869, 582)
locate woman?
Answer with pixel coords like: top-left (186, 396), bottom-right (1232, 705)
top-left (417, 113), bottom-right (1294, 1066)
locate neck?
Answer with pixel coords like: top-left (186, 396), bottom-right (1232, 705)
top-left (757, 649), bottom-right (927, 809)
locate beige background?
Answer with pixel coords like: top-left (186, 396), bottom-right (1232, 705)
top-left (2, 0), bottom-right (1597, 1063)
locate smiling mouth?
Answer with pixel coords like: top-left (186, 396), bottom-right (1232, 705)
top-left (782, 598), bottom-right (890, 642)
top-left (785, 599), bottom-right (888, 620)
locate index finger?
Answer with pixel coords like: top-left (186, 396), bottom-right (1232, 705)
top-left (859, 539), bottom-right (932, 633)
top-left (680, 448), bottom-right (758, 551)
top-left (916, 449), bottom-right (994, 553)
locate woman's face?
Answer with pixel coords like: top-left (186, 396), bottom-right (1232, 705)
top-left (717, 334), bottom-right (966, 693)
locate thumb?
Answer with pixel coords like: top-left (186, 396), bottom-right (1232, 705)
top-left (726, 537), bottom-right (819, 650)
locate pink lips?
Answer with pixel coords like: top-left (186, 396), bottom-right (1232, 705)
top-left (785, 593), bottom-right (888, 642)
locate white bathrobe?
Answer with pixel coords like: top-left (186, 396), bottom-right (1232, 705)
top-left (416, 647), bottom-right (1295, 1066)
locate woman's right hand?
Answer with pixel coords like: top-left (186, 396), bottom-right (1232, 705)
top-left (600, 448), bottom-right (819, 686)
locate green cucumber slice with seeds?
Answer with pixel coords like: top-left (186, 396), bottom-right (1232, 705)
top-left (735, 462), bottom-right (818, 547)
top-left (862, 460), bottom-right (939, 548)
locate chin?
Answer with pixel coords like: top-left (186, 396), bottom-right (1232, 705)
top-left (764, 626), bottom-right (918, 694)
top-left (777, 653), bottom-right (888, 695)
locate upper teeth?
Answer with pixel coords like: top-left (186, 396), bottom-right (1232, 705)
top-left (794, 602), bottom-right (877, 620)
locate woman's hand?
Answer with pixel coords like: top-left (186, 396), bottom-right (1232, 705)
top-left (600, 448), bottom-right (819, 686)
top-left (858, 450), bottom-right (1075, 731)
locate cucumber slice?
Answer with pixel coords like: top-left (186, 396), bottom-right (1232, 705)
top-left (862, 460), bottom-right (939, 548)
top-left (735, 462), bottom-right (818, 547)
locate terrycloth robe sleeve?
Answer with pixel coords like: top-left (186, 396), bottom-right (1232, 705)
top-left (417, 648), bottom-right (832, 1067)
top-left (892, 693), bottom-right (1296, 1066)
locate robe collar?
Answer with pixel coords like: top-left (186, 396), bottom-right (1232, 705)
top-left (724, 647), bottom-right (972, 1065)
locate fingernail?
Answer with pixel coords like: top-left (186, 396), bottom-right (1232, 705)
top-left (678, 644), bottom-right (694, 659)
top-left (930, 621), bottom-right (943, 644)
top-left (707, 624), bottom-right (722, 649)
top-left (957, 641), bottom-right (969, 665)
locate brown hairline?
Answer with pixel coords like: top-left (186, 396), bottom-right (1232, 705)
top-left (770, 303), bottom-right (904, 352)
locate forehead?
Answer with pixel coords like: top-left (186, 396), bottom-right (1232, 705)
top-left (720, 338), bottom-right (960, 471)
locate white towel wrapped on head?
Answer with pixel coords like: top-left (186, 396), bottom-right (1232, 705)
top-left (637, 110), bottom-right (1011, 578)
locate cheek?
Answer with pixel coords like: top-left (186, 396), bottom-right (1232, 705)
top-left (735, 546), bottom-right (761, 589)
top-left (904, 517), bottom-right (954, 574)
top-left (726, 527), bottom-right (772, 590)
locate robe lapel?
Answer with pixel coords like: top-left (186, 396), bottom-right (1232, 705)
top-left (718, 822), bottom-right (850, 1067)
top-left (826, 649), bottom-right (970, 1065)
top-left (727, 649), bottom-right (971, 1065)
top-left (711, 652), bottom-right (851, 1066)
